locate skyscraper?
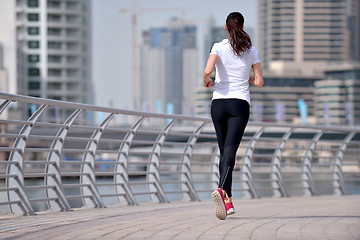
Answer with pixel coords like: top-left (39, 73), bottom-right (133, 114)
top-left (140, 17), bottom-right (198, 116)
top-left (257, 0), bottom-right (360, 74)
top-left (203, 16), bottom-right (227, 68)
top-left (314, 63), bottom-right (360, 125)
top-left (12, 0), bottom-right (93, 120)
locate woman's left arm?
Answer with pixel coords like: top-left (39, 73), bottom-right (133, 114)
top-left (249, 63), bottom-right (264, 87)
top-left (203, 54), bottom-right (217, 88)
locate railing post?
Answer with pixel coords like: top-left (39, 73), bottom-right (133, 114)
top-left (115, 117), bottom-right (145, 205)
top-left (332, 131), bottom-right (355, 195)
top-left (6, 104), bottom-right (48, 215)
top-left (240, 127), bottom-right (264, 198)
top-left (0, 99), bottom-right (12, 115)
top-left (45, 109), bottom-right (82, 211)
top-left (179, 122), bottom-right (204, 201)
top-left (301, 130), bottom-right (323, 196)
top-left (80, 113), bottom-right (114, 208)
top-left (147, 119), bottom-right (176, 203)
top-left (211, 147), bottom-right (220, 191)
top-left (271, 128), bottom-right (293, 197)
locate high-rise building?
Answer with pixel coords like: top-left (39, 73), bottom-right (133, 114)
top-left (11, 0), bottom-right (93, 121)
top-left (0, 44), bottom-right (9, 133)
top-left (315, 63), bottom-right (360, 125)
top-left (249, 73), bottom-right (321, 123)
top-left (0, 43), bottom-right (8, 94)
top-left (203, 16), bottom-right (227, 68)
top-left (140, 17), bottom-right (198, 116)
top-left (257, 0), bottom-right (360, 74)
top-left (0, 1), bottom-right (17, 95)
top-left (349, 0), bottom-right (360, 62)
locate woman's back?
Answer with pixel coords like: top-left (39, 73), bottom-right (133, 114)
top-left (211, 39), bottom-right (260, 104)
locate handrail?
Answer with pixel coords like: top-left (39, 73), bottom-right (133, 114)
top-left (0, 93), bottom-right (359, 215)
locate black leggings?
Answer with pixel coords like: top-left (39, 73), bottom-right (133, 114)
top-left (211, 99), bottom-right (250, 198)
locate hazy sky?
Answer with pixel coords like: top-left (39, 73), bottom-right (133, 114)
top-left (91, 0), bottom-right (257, 110)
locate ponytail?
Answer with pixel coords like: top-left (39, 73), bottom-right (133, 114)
top-left (226, 12), bottom-right (252, 55)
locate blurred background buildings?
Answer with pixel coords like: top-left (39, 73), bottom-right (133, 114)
top-left (0, 0), bottom-right (359, 126)
top-left (0, 0), bottom-right (93, 122)
top-left (251, 0), bottom-right (360, 125)
top-left (257, 0), bottom-right (360, 73)
top-left (140, 17), bottom-right (198, 116)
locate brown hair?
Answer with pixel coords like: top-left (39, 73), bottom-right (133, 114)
top-left (226, 12), bottom-right (252, 55)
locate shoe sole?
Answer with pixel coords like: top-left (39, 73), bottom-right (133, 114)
top-left (227, 208), bottom-right (235, 215)
top-left (212, 190), bottom-right (227, 220)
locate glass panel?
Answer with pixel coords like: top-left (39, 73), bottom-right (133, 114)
top-left (48, 28), bottom-right (61, 36)
top-left (48, 55), bottom-right (61, 63)
top-left (27, 13), bottom-right (39, 21)
top-left (28, 27), bottom-right (39, 35)
top-left (48, 14), bottom-right (61, 22)
top-left (48, 69), bottom-right (62, 76)
top-left (47, 0), bottom-right (61, 8)
top-left (28, 55), bottom-right (40, 63)
top-left (28, 81), bottom-right (40, 90)
top-left (28, 41), bottom-right (40, 49)
top-left (28, 68), bottom-right (40, 76)
top-left (48, 82), bottom-right (62, 90)
top-left (28, 0), bottom-right (39, 7)
top-left (48, 41), bottom-right (62, 49)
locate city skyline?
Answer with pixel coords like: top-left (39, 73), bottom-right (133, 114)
top-left (1, 0), bottom-right (358, 126)
top-left (92, 0), bottom-right (257, 110)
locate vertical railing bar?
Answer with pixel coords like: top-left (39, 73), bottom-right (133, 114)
top-left (80, 112), bottom-right (114, 208)
top-left (13, 176), bottom-right (35, 215)
top-left (240, 126), bottom-right (264, 198)
top-left (301, 130), bottom-right (324, 196)
top-left (115, 116), bottom-right (145, 205)
top-left (13, 188), bottom-right (29, 215)
top-left (45, 108), bottom-right (83, 211)
top-left (179, 121), bottom-right (205, 201)
top-left (6, 104), bottom-right (48, 215)
top-left (271, 127), bottom-right (294, 197)
top-left (332, 131), bottom-right (356, 195)
top-left (147, 119), bottom-right (176, 203)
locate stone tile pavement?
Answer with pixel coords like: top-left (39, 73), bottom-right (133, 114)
top-left (0, 195), bottom-right (359, 239)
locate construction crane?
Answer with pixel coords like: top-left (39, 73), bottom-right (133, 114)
top-left (119, 5), bottom-right (194, 111)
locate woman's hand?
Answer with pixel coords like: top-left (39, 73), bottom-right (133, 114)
top-left (204, 77), bottom-right (214, 88)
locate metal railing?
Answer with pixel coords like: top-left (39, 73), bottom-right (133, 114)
top-left (0, 92), bottom-right (359, 215)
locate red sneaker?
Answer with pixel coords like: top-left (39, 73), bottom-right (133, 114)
top-left (211, 188), bottom-right (227, 220)
top-left (226, 202), bottom-right (235, 215)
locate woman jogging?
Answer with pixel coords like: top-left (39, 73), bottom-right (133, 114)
top-left (203, 12), bottom-right (264, 220)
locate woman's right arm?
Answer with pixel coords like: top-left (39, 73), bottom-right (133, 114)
top-left (203, 54), bottom-right (217, 88)
top-left (249, 63), bottom-right (264, 87)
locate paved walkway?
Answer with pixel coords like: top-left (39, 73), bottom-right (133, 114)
top-left (0, 195), bottom-right (359, 240)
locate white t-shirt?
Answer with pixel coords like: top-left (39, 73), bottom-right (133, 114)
top-left (210, 39), bottom-right (260, 105)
